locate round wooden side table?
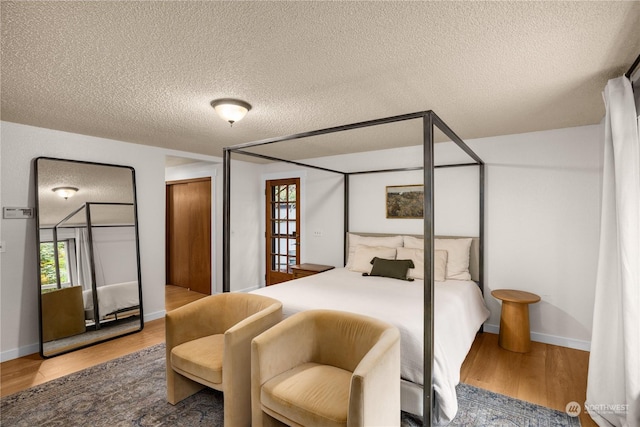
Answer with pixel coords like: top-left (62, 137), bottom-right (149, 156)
top-left (491, 289), bottom-right (541, 353)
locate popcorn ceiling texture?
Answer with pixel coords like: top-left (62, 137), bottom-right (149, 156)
top-left (1, 1), bottom-right (639, 158)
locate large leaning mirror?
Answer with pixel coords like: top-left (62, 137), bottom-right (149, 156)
top-left (35, 157), bottom-right (143, 357)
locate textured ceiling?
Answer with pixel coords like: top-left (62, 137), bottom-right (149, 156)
top-left (2, 1), bottom-right (639, 160)
top-left (36, 158), bottom-right (135, 227)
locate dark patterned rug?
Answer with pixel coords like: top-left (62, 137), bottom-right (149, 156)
top-left (1, 343), bottom-right (580, 426)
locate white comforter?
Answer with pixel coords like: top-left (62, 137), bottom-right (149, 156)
top-left (251, 268), bottom-right (489, 424)
top-left (83, 281), bottom-right (139, 320)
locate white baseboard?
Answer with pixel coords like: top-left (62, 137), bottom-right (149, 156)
top-left (484, 323), bottom-right (591, 351)
top-left (144, 310), bottom-right (165, 322)
top-left (1, 343), bottom-right (40, 362)
top-left (0, 310), bottom-right (168, 363)
top-left (234, 285), bottom-right (261, 293)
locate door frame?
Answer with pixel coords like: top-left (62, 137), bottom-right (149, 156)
top-left (166, 176), bottom-right (213, 294)
top-left (261, 171), bottom-right (306, 286)
top-left (265, 177), bottom-right (300, 285)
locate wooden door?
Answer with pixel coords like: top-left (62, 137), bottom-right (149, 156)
top-left (166, 178), bottom-right (211, 294)
top-left (265, 178), bottom-right (300, 285)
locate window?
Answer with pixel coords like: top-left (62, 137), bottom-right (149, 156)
top-left (39, 240), bottom-right (73, 291)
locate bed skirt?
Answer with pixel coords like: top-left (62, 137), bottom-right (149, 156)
top-left (401, 379), bottom-right (423, 416)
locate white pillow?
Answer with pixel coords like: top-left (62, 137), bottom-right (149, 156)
top-left (349, 245), bottom-right (397, 274)
top-left (345, 233), bottom-right (403, 268)
top-left (403, 235), bottom-right (423, 249)
top-left (396, 247), bottom-right (448, 281)
top-left (434, 250), bottom-right (448, 281)
top-left (435, 238), bottom-right (472, 280)
top-left (402, 236), bottom-right (472, 280)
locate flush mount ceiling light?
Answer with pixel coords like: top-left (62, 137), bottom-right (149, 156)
top-left (210, 98), bottom-right (252, 126)
top-left (52, 186), bottom-right (78, 200)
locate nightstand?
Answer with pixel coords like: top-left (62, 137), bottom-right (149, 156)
top-left (291, 263), bottom-right (334, 279)
top-left (491, 289), bottom-right (541, 353)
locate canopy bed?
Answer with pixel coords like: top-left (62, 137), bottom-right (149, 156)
top-left (53, 202), bottom-right (141, 323)
top-left (222, 111), bottom-right (486, 426)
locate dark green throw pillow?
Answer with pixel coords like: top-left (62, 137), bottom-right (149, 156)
top-left (367, 257), bottom-right (415, 281)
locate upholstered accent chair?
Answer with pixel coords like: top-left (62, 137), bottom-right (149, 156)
top-left (251, 309), bottom-right (401, 427)
top-left (166, 293), bottom-right (282, 427)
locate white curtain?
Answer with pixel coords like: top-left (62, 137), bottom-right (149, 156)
top-left (586, 76), bottom-right (640, 427)
top-left (75, 228), bottom-right (93, 292)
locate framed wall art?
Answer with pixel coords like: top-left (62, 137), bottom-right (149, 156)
top-left (386, 184), bottom-right (424, 218)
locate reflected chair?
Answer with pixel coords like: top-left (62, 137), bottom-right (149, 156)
top-left (251, 309), bottom-right (401, 427)
top-left (166, 292), bottom-right (282, 427)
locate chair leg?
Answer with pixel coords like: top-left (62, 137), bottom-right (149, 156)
top-left (166, 368), bottom-right (206, 404)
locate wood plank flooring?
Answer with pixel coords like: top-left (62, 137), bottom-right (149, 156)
top-left (2, 285), bottom-right (596, 426)
top-left (461, 332), bottom-right (596, 427)
top-left (165, 283), bottom-right (209, 312)
top-left (0, 285), bottom-right (205, 398)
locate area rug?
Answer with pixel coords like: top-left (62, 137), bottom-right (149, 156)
top-left (1, 343), bottom-right (580, 426)
top-left (402, 386), bottom-right (582, 427)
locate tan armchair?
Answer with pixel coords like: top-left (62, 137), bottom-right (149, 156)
top-left (166, 292), bottom-right (282, 427)
top-left (251, 309), bottom-right (401, 427)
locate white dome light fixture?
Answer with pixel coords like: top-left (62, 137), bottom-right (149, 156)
top-left (52, 186), bottom-right (78, 200)
top-left (210, 98), bottom-right (252, 126)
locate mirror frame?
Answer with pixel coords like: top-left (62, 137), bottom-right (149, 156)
top-left (34, 157), bottom-right (144, 358)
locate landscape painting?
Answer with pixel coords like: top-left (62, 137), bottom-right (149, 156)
top-left (386, 185), bottom-right (424, 219)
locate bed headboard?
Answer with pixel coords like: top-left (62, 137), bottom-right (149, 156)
top-left (345, 232), bottom-right (480, 282)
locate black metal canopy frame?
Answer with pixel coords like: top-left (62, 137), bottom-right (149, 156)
top-left (222, 110), bottom-right (484, 426)
top-left (53, 201), bottom-right (137, 327)
top-left (625, 52), bottom-right (640, 79)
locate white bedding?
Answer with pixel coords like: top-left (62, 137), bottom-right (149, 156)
top-left (83, 281), bottom-right (140, 320)
top-left (251, 267), bottom-right (489, 424)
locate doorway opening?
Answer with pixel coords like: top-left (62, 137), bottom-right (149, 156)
top-left (166, 177), bottom-right (211, 295)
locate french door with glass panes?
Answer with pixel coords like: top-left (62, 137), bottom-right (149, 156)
top-left (265, 178), bottom-right (300, 285)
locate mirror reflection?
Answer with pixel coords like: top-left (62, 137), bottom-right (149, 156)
top-left (35, 157), bottom-right (143, 357)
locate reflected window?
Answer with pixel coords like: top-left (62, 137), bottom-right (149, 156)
top-left (39, 240), bottom-right (74, 291)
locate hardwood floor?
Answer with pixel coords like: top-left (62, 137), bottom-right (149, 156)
top-left (461, 332), bottom-right (596, 427)
top-left (2, 285), bottom-right (596, 426)
top-left (0, 285), bottom-right (206, 398)
top-left (165, 283), bottom-right (209, 312)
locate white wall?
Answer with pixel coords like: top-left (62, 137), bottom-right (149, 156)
top-left (471, 125), bottom-right (602, 350)
top-left (165, 157), bottom-right (269, 293)
top-left (228, 159), bottom-right (264, 291)
top-left (0, 122), bottom-right (223, 361)
top-left (348, 167), bottom-right (478, 236)
top-left (255, 165), bottom-right (345, 286)
top-left (91, 227), bottom-right (138, 287)
top-left (163, 158), bottom-right (258, 294)
top-left (306, 143), bottom-right (480, 236)
top-left (217, 160), bottom-right (345, 292)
